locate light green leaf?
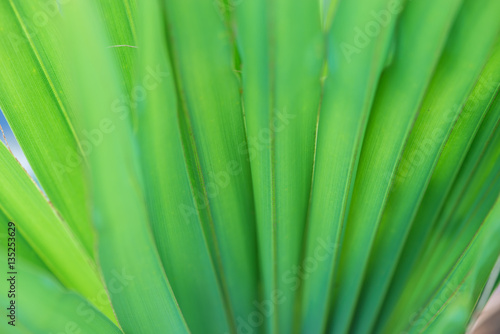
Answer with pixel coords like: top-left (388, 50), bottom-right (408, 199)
top-left (0, 220), bottom-right (121, 334)
top-left (95, 0), bottom-right (138, 126)
top-left (385, 90), bottom-right (500, 333)
top-left (60, 0), bottom-right (189, 332)
top-left (432, 93), bottom-right (500, 236)
top-left (334, 0), bottom-right (465, 332)
top-left (358, 22), bottom-right (500, 334)
top-left (370, 0), bottom-right (500, 329)
top-left (394, 194), bottom-right (500, 334)
top-left (135, 0), bottom-right (235, 332)
top-left (298, 0), bottom-right (404, 333)
top-left (396, 40), bottom-right (500, 291)
top-left (0, 0), bottom-right (94, 255)
top-left (234, 0), bottom-right (324, 332)
top-left (161, 0), bottom-right (260, 328)
top-left (0, 142), bottom-right (115, 322)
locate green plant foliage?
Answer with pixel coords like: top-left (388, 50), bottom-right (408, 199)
top-left (0, 0), bottom-right (499, 333)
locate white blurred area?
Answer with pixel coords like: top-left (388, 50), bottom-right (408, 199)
top-left (0, 110), bottom-right (36, 180)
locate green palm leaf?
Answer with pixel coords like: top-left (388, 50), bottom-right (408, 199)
top-left (0, 0), bottom-right (94, 255)
top-left (0, 225), bottom-right (121, 334)
top-left (0, 142), bottom-right (115, 321)
top-left (59, 1), bottom-right (189, 331)
top-left (234, 0), bottom-right (324, 331)
top-left (300, 0), bottom-right (404, 332)
top-left (0, 0), bottom-right (499, 333)
top-left (135, 0), bottom-right (236, 332)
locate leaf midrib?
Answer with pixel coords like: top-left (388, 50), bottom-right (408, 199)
top-left (7, 0), bottom-right (88, 168)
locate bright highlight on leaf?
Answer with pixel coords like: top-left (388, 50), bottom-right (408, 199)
top-left (0, 0), bottom-right (499, 333)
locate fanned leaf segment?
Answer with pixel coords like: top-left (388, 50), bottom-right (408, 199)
top-left (0, 0), bottom-right (499, 333)
top-left (234, 0), bottom-right (324, 332)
